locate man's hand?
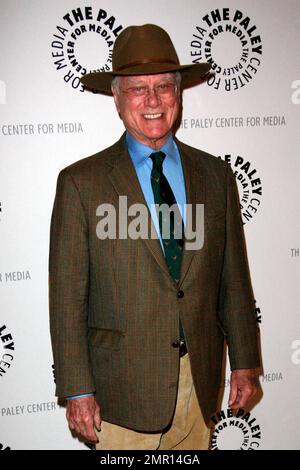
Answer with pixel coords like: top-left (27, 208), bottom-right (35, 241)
top-left (228, 368), bottom-right (259, 409)
top-left (66, 395), bottom-right (101, 443)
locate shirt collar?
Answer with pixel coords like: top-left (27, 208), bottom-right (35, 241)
top-left (126, 131), bottom-right (178, 169)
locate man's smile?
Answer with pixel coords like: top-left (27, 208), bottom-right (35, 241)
top-left (143, 113), bottom-right (163, 120)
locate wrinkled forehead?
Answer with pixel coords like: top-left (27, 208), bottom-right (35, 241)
top-left (120, 72), bottom-right (176, 87)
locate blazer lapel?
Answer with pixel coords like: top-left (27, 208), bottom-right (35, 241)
top-left (107, 137), bottom-right (171, 279)
top-left (176, 141), bottom-right (205, 288)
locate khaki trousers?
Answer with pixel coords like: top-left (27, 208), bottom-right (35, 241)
top-left (96, 354), bottom-right (211, 450)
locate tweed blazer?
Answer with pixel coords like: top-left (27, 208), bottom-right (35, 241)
top-left (49, 134), bottom-right (260, 430)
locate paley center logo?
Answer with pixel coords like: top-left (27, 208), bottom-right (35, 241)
top-left (0, 324), bottom-right (15, 378)
top-left (210, 408), bottom-right (262, 450)
top-left (220, 154), bottom-right (263, 224)
top-left (190, 8), bottom-right (262, 91)
top-left (51, 6), bottom-right (123, 92)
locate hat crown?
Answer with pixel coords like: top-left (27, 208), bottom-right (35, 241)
top-left (80, 23), bottom-right (211, 94)
top-left (113, 24), bottom-right (180, 73)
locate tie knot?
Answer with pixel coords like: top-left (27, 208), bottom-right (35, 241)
top-left (149, 151), bottom-right (166, 172)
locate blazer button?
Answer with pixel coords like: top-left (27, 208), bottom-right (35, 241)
top-left (172, 340), bottom-right (181, 348)
top-left (177, 290), bottom-right (184, 298)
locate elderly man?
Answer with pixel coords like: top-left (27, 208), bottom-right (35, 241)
top-left (49, 24), bottom-right (260, 450)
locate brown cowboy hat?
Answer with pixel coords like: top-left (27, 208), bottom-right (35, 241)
top-left (80, 23), bottom-right (211, 94)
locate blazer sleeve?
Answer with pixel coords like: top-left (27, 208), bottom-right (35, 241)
top-left (218, 164), bottom-right (261, 371)
top-left (49, 169), bottom-right (95, 397)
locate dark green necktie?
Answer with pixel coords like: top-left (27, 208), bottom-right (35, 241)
top-left (150, 151), bottom-right (185, 341)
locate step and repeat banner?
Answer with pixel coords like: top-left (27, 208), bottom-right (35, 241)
top-left (0, 0), bottom-right (299, 450)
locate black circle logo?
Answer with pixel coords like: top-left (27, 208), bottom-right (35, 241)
top-left (190, 8), bottom-right (262, 91)
top-left (211, 408), bottom-right (262, 450)
top-left (0, 324), bottom-right (14, 378)
top-left (51, 7), bottom-right (123, 92)
top-left (220, 154), bottom-right (263, 224)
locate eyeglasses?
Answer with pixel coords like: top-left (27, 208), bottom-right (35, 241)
top-left (121, 82), bottom-right (178, 99)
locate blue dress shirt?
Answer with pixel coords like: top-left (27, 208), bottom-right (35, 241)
top-left (126, 131), bottom-right (186, 251)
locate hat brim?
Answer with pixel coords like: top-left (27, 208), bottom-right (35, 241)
top-left (80, 62), bottom-right (211, 95)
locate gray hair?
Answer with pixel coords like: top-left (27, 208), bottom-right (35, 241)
top-left (111, 71), bottom-right (182, 95)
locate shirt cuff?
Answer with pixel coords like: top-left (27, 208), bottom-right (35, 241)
top-left (66, 393), bottom-right (95, 400)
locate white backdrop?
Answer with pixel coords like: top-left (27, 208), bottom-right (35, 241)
top-left (0, 0), bottom-right (299, 450)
